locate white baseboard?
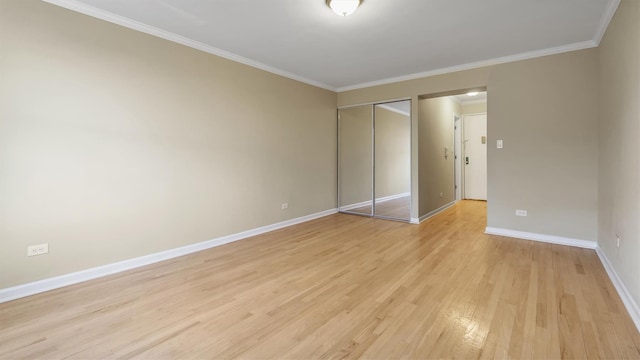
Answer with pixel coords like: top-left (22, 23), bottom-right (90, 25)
top-left (417, 201), bottom-right (456, 223)
top-left (484, 227), bottom-right (596, 249)
top-left (376, 192), bottom-right (411, 203)
top-left (0, 208), bottom-right (338, 304)
top-left (595, 247), bottom-right (640, 333)
top-left (340, 192), bottom-right (410, 212)
top-left (340, 199), bottom-right (371, 211)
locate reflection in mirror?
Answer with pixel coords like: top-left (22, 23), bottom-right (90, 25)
top-left (338, 105), bottom-right (373, 215)
top-left (374, 101), bottom-right (411, 220)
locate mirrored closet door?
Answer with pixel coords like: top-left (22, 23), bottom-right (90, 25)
top-left (338, 100), bottom-right (411, 222)
top-left (373, 102), bottom-right (411, 220)
top-left (338, 105), bottom-right (373, 216)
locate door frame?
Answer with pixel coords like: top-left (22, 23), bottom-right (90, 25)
top-left (336, 98), bottom-right (413, 222)
top-left (454, 114), bottom-right (462, 201)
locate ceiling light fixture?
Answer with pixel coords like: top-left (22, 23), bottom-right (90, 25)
top-left (326, 0), bottom-right (362, 17)
top-left (467, 91), bottom-right (479, 96)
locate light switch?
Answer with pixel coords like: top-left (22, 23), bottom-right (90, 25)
top-left (497, 140), bottom-right (503, 149)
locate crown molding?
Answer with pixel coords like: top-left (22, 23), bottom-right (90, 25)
top-left (460, 98), bottom-right (487, 106)
top-left (451, 94), bottom-right (490, 106)
top-left (593, 0), bottom-right (621, 45)
top-left (42, 0), bottom-right (337, 92)
top-left (337, 40), bottom-right (597, 92)
top-left (43, 0), bottom-right (615, 95)
top-left (449, 96), bottom-right (463, 105)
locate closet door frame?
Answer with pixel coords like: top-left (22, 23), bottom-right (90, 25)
top-left (337, 104), bottom-right (374, 217)
top-left (337, 98), bottom-right (412, 222)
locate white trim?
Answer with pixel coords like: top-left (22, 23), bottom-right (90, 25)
top-left (417, 201), bottom-right (456, 223)
top-left (484, 227), bottom-right (596, 249)
top-left (41, 0), bottom-right (336, 92)
top-left (340, 199), bottom-right (372, 212)
top-left (43, 0), bottom-right (617, 94)
top-left (377, 192), bottom-right (411, 203)
top-left (0, 208), bottom-right (338, 303)
top-left (459, 98), bottom-right (487, 106)
top-left (337, 40), bottom-right (596, 92)
top-left (593, 0), bottom-right (621, 45)
top-left (410, 217), bottom-right (420, 224)
top-left (595, 246), bottom-right (640, 333)
top-left (340, 192), bottom-right (410, 211)
top-left (462, 112), bottom-right (488, 118)
top-left (454, 116), bottom-right (462, 201)
top-left (42, 0), bottom-right (615, 94)
top-left (337, 97), bottom-right (412, 110)
top-left (376, 104), bottom-right (410, 117)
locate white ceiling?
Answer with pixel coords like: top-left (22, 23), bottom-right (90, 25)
top-left (44, 0), bottom-right (619, 91)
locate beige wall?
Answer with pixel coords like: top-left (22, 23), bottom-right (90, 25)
top-left (0, 0), bottom-right (337, 289)
top-left (418, 97), bottom-right (459, 216)
top-left (597, 0), bottom-right (640, 311)
top-left (487, 52), bottom-right (598, 240)
top-left (338, 48), bottom-right (599, 240)
top-left (461, 102), bottom-right (487, 115)
top-left (374, 107), bottom-right (411, 199)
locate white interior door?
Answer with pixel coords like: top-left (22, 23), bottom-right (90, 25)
top-left (463, 114), bottom-right (487, 200)
top-left (454, 116), bottom-right (462, 200)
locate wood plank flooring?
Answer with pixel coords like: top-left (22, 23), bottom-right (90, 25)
top-left (1, 201), bottom-right (639, 359)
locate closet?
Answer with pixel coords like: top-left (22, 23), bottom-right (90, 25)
top-left (338, 100), bottom-right (411, 222)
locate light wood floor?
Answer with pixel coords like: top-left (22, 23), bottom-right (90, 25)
top-left (1, 201), bottom-right (639, 359)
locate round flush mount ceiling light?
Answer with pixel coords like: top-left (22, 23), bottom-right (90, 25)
top-left (326, 0), bottom-right (362, 16)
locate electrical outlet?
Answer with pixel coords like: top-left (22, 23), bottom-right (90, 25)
top-left (439, 192), bottom-right (443, 198)
top-left (515, 209), bottom-right (527, 217)
top-left (27, 243), bottom-right (49, 257)
top-left (281, 203), bottom-right (289, 210)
